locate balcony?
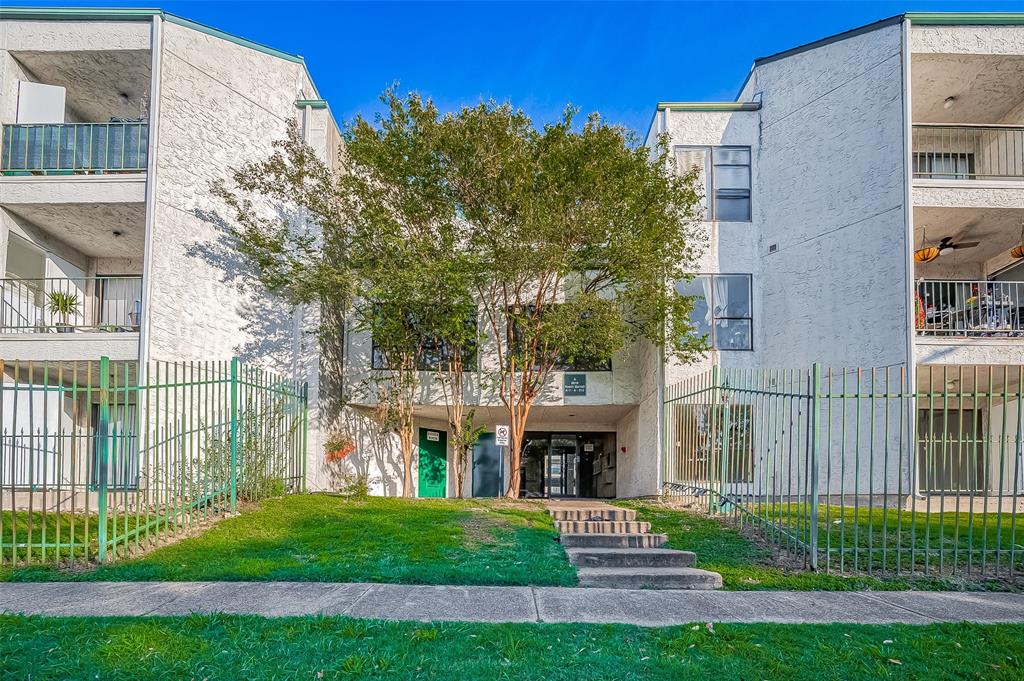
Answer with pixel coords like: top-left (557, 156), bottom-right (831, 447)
top-left (1, 122), bottom-right (148, 176)
top-left (916, 279), bottom-right (1024, 338)
top-left (912, 125), bottom-right (1024, 182)
top-left (0, 276), bottom-right (142, 334)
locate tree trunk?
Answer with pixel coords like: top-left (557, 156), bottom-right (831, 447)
top-left (505, 400), bottom-right (532, 498)
top-left (399, 419), bottom-right (414, 498)
top-left (454, 444), bottom-right (467, 499)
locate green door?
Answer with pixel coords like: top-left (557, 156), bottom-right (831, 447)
top-left (418, 428), bottom-right (447, 497)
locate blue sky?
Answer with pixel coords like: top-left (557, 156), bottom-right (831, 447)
top-left (19, 1), bottom-right (1024, 134)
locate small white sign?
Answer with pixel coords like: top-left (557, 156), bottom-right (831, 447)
top-left (426, 431), bottom-right (440, 442)
top-left (495, 425), bottom-right (510, 447)
top-left (583, 443), bottom-right (595, 453)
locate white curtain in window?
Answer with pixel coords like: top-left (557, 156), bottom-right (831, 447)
top-left (701, 276), bottom-right (714, 327)
top-left (713, 276), bottom-right (730, 318)
top-left (675, 147), bottom-right (710, 220)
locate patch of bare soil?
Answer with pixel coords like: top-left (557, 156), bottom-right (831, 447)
top-left (459, 515), bottom-right (503, 547)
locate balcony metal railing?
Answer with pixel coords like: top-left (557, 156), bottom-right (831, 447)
top-left (0, 276), bottom-right (142, 334)
top-left (916, 279), bottom-right (1024, 337)
top-left (912, 124), bottom-right (1024, 181)
top-left (0, 122), bottom-right (148, 175)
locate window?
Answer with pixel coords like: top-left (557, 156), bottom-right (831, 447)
top-left (90, 402), bottom-right (139, 491)
top-left (913, 152), bottom-right (974, 180)
top-left (674, 146), bottom-right (751, 221)
top-left (675, 274), bottom-right (752, 350)
top-left (508, 304), bottom-right (612, 372)
top-left (371, 314), bottom-right (479, 371)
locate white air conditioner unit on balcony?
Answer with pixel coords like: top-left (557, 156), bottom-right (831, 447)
top-left (16, 81), bottom-right (65, 124)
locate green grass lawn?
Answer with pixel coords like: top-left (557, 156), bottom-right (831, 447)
top-left (2, 614), bottom-right (1020, 680)
top-left (616, 501), bottom-right (1017, 591)
top-left (0, 494), bottom-right (576, 586)
top-left (750, 502), bottom-right (1024, 575)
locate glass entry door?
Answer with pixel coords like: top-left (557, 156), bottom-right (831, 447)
top-left (547, 433), bottom-right (579, 497)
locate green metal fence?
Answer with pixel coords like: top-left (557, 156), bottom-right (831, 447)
top-left (0, 356), bottom-right (307, 565)
top-left (663, 364), bottom-right (1024, 581)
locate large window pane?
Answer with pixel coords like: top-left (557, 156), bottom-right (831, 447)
top-left (676, 274), bottom-right (752, 351)
top-left (713, 147), bottom-right (750, 165)
top-left (713, 166), bottom-right (749, 190)
top-left (714, 318), bottom-right (752, 350)
top-left (716, 275), bottom-right (751, 318)
top-left (674, 145), bottom-right (753, 222)
top-left (714, 195), bottom-right (751, 221)
top-left (675, 147), bottom-right (711, 220)
top-left (675, 277), bottom-right (711, 340)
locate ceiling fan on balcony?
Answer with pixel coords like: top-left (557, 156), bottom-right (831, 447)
top-left (936, 236), bottom-right (980, 255)
top-left (913, 228), bottom-right (979, 263)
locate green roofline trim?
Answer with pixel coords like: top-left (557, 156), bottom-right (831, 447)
top-left (0, 7), bottom-right (306, 65)
top-left (0, 7), bottom-right (161, 19)
top-left (906, 12), bottom-right (1024, 25)
top-left (295, 99), bottom-right (329, 110)
top-left (657, 102), bottom-right (760, 112)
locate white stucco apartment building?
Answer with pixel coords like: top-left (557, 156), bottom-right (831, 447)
top-left (0, 7), bottom-right (337, 480)
top-left (653, 12), bottom-right (1024, 500)
top-left (338, 12), bottom-right (1024, 501)
top-left (4, 9), bottom-right (1020, 502)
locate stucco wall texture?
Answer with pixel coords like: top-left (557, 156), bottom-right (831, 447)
top-left (146, 19), bottom-right (330, 488)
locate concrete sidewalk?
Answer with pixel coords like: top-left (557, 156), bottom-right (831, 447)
top-left (3, 582), bottom-right (1024, 625)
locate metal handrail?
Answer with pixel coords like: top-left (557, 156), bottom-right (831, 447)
top-left (915, 278), bottom-right (1024, 337)
top-left (1, 121), bottom-right (148, 174)
top-left (912, 124), bottom-right (1024, 181)
top-left (0, 276), bottom-right (143, 333)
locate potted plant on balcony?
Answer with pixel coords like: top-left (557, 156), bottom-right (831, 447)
top-left (47, 291), bottom-right (79, 333)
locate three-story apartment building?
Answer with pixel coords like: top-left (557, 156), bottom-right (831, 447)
top-left (0, 7), bottom-right (338, 487)
top-left (341, 12), bottom-right (1024, 501)
top-left (6, 9), bottom-right (1018, 502)
top-left (655, 12), bottom-right (1024, 499)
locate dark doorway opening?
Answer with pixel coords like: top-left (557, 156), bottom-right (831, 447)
top-left (472, 432), bottom-right (503, 497)
top-left (519, 431), bottom-right (616, 499)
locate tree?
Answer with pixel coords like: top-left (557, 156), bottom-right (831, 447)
top-left (216, 94), bottom-right (475, 498)
top-left (216, 91), bottom-right (705, 500)
top-left (440, 104), bottom-right (705, 497)
top-left (430, 301), bottom-right (483, 498)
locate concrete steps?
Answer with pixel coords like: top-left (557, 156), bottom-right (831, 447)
top-left (549, 508), bottom-right (636, 522)
top-left (577, 567), bottom-right (724, 590)
top-left (566, 548), bottom-right (696, 569)
top-left (547, 500), bottom-right (721, 590)
top-left (560, 533), bottom-right (668, 549)
top-left (554, 520), bottom-right (651, 534)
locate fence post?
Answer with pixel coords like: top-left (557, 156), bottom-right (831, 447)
top-left (301, 381), bottom-right (309, 493)
top-left (719, 372), bottom-right (731, 514)
top-left (809, 363), bottom-right (822, 570)
top-left (709, 365), bottom-right (719, 514)
top-left (230, 356), bottom-right (239, 513)
top-left (96, 355), bottom-right (110, 562)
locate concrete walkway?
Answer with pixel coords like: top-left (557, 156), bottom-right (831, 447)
top-left (3, 582), bottom-right (1024, 625)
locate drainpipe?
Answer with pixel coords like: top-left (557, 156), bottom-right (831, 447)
top-left (137, 14), bottom-right (163, 378)
top-left (291, 104), bottom-right (313, 382)
top-left (900, 17), bottom-right (922, 499)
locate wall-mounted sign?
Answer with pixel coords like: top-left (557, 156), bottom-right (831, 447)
top-left (495, 425), bottom-right (510, 447)
top-left (426, 431), bottom-right (440, 442)
top-left (564, 373), bottom-right (587, 397)
top-left (583, 443), bottom-right (595, 453)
